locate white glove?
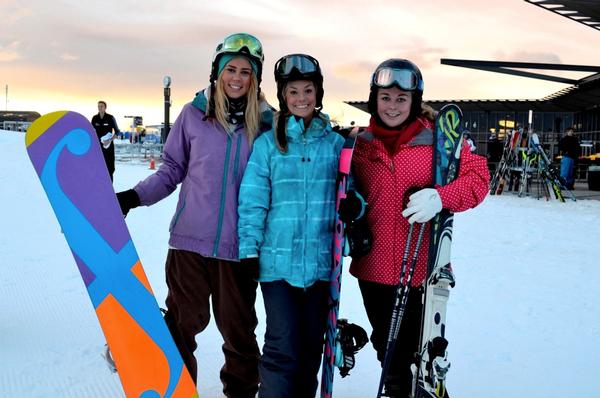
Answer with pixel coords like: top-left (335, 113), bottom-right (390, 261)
top-left (100, 132), bottom-right (114, 148)
top-left (401, 188), bottom-right (442, 224)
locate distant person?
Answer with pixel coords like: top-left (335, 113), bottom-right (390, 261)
top-left (487, 133), bottom-right (503, 163)
top-left (115, 33), bottom-right (272, 397)
top-left (91, 101), bottom-right (120, 181)
top-left (486, 132), bottom-right (503, 175)
top-left (558, 127), bottom-right (580, 190)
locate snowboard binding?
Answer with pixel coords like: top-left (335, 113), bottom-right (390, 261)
top-left (334, 319), bottom-right (368, 377)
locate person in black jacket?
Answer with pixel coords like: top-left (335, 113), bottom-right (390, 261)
top-left (558, 127), bottom-right (580, 190)
top-left (91, 100), bottom-right (120, 181)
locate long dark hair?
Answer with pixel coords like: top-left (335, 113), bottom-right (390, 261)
top-left (274, 110), bottom-right (325, 153)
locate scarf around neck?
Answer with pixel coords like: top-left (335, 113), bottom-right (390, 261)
top-left (369, 116), bottom-right (424, 155)
top-left (227, 97), bottom-right (247, 125)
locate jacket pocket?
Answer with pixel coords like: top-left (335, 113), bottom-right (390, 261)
top-left (274, 234), bottom-right (293, 278)
top-left (169, 199), bottom-right (187, 232)
top-left (259, 234), bottom-right (291, 279)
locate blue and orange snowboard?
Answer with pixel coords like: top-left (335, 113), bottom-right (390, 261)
top-left (25, 111), bottom-right (198, 398)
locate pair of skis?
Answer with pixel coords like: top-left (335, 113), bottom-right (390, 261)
top-left (529, 133), bottom-right (576, 202)
top-left (489, 128), bottom-right (522, 195)
top-left (412, 104), bottom-right (465, 398)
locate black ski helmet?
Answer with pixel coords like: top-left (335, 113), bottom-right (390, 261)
top-left (274, 54), bottom-right (324, 113)
top-left (209, 33), bottom-right (264, 86)
top-left (367, 58), bottom-right (424, 124)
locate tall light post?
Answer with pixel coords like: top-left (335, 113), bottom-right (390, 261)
top-left (163, 76), bottom-right (171, 144)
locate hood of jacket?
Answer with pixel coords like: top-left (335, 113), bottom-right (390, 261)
top-left (284, 113), bottom-right (332, 142)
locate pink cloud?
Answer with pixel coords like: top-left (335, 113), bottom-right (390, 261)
top-left (0, 41), bottom-right (21, 62)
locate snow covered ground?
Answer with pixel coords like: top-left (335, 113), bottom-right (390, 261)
top-left (2, 129), bottom-right (599, 397)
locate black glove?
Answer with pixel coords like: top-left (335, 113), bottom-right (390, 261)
top-left (240, 257), bottom-right (260, 281)
top-left (346, 218), bottom-right (372, 258)
top-left (338, 190), bottom-right (364, 223)
top-left (116, 189), bottom-right (141, 217)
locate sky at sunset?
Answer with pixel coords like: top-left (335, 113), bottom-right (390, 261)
top-left (1, 0), bottom-right (599, 129)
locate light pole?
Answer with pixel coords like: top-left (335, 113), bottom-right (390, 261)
top-left (163, 76), bottom-right (171, 144)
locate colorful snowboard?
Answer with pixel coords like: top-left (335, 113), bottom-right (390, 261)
top-left (320, 133), bottom-right (357, 398)
top-left (25, 111), bottom-right (198, 398)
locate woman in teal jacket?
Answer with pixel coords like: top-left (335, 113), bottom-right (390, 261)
top-left (238, 54), bottom-right (343, 398)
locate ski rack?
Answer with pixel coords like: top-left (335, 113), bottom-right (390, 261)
top-left (489, 129), bottom-right (575, 202)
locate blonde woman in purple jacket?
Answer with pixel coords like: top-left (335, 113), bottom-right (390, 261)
top-left (116, 33), bottom-right (273, 398)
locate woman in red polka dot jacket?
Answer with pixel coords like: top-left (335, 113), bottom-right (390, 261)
top-left (339, 59), bottom-right (489, 397)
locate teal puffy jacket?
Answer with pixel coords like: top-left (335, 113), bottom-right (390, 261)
top-left (238, 114), bottom-right (344, 288)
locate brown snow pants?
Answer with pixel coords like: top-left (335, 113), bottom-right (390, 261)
top-left (164, 249), bottom-right (260, 398)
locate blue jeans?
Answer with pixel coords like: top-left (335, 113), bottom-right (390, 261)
top-left (560, 156), bottom-right (575, 188)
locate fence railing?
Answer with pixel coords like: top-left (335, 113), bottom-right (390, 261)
top-left (114, 140), bottom-right (163, 164)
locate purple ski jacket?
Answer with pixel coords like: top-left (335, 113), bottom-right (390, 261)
top-left (134, 90), bottom-right (272, 261)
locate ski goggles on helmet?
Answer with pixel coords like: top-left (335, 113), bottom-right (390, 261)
top-left (372, 67), bottom-right (423, 91)
top-left (215, 33), bottom-right (264, 62)
top-left (275, 54), bottom-right (320, 80)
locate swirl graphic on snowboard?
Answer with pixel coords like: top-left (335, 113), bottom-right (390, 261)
top-left (26, 111), bottom-right (197, 398)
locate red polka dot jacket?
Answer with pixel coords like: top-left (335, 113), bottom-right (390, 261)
top-left (349, 116), bottom-right (490, 286)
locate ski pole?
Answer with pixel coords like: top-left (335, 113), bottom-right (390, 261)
top-left (375, 223), bottom-right (414, 398)
top-left (376, 222), bottom-right (426, 398)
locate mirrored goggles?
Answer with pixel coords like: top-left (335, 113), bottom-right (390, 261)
top-left (217, 33), bottom-right (264, 61)
top-left (372, 67), bottom-right (423, 91)
top-left (275, 54), bottom-right (320, 79)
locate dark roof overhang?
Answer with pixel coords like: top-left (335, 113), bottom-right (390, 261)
top-left (524, 0), bottom-right (600, 32)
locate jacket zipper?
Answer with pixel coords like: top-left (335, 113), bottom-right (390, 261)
top-left (303, 136), bottom-right (308, 283)
top-left (213, 134), bottom-right (232, 257)
top-left (232, 134), bottom-right (242, 183)
top-left (170, 201), bottom-right (186, 231)
top-left (390, 153), bottom-right (401, 284)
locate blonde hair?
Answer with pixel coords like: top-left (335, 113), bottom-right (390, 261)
top-left (213, 73), bottom-right (261, 146)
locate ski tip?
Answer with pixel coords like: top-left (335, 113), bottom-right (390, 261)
top-left (25, 111), bottom-right (70, 147)
top-left (438, 103), bottom-right (463, 116)
top-left (435, 104), bottom-right (464, 142)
